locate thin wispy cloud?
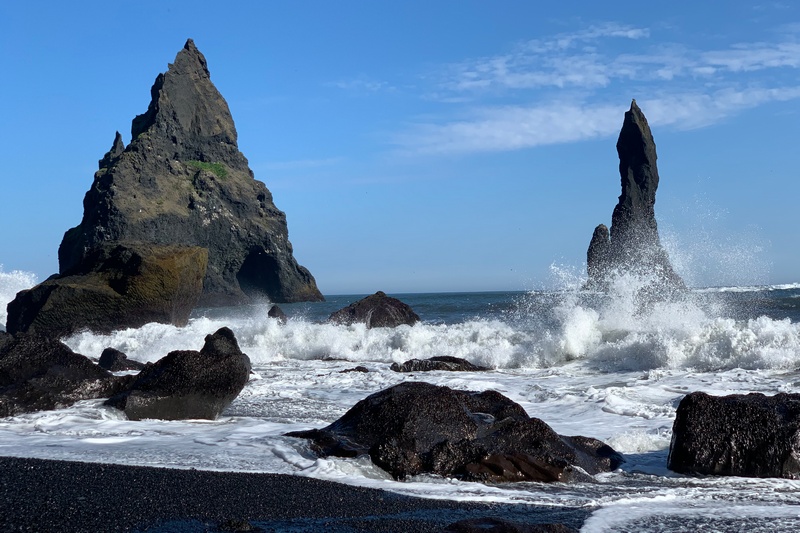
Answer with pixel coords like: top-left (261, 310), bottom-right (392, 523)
top-left (327, 77), bottom-right (393, 93)
top-left (397, 23), bottom-right (800, 155)
top-left (395, 86), bottom-right (800, 155)
top-left (394, 103), bottom-right (622, 155)
top-left (444, 23), bottom-right (650, 92)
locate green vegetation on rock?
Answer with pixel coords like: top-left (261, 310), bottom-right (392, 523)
top-left (188, 160), bottom-right (228, 180)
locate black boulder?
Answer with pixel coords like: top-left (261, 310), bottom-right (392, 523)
top-left (287, 382), bottom-right (621, 482)
top-left (329, 291), bottom-right (420, 329)
top-left (669, 391), bottom-right (800, 478)
top-left (105, 327), bottom-right (251, 420)
top-left (390, 356), bottom-right (488, 372)
top-left (0, 335), bottom-right (131, 417)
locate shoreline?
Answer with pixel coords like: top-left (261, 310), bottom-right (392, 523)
top-left (0, 456), bottom-right (589, 532)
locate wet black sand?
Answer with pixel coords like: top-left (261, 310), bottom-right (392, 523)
top-left (0, 456), bottom-right (589, 532)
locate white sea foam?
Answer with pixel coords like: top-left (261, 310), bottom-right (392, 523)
top-left (58, 282), bottom-right (800, 374)
top-left (0, 266), bottom-right (37, 329)
top-left (6, 266), bottom-right (800, 530)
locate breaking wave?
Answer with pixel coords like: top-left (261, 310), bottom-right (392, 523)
top-left (0, 266), bottom-right (37, 330)
top-left (62, 272), bottom-right (800, 373)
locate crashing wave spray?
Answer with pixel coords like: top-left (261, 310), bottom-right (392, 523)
top-left (586, 100), bottom-right (685, 299)
top-left (0, 267), bottom-right (37, 330)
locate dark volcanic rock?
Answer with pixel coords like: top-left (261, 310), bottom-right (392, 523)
top-left (287, 382), bottom-right (622, 482)
top-left (390, 356), bottom-right (488, 373)
top-left (98, 348), bottom-right (146, 372)
top-left (6, 242), bottom-right (207, 337)
top-left (58, 39), bottom-right (322, 307)
top-left (267, 304), bottom-right (287, 324)
top-left (0, 332), bottom-right (11, 352)
top-left (586, 100), bottom-right (684, 294)
top-left (105, 327), bottom-right (251, 420)
top-left (328, 291), bottom-right (420, 329)
top-left (668, 391), bottom-right (800, 478)
top-left (340, 366), bottom-right (370, 373)
top-left (0, 335), bottom-right (132, 417)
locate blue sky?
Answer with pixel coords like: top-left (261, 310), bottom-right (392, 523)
top-left (1, 1), bottom-right (799, 294)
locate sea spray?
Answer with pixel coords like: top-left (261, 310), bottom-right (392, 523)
top-left (57, 282), bottom-right (800, 373)
top-left (659, 193), bottom-right (771, 289)
top-left (0, 267), bottom-right (37, 330)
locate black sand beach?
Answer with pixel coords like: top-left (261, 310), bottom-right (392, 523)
top-left (0, 456), bottom-right (588, 532)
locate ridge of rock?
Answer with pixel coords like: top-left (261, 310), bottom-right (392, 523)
top-left (57, 38), bottom-right (323, 306)
top-left (586, 100), bottom-right (685, 294)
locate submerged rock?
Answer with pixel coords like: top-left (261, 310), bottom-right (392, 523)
top-left (390, 356), bottom-right (488, 373)
top-left (6, 242), bottom-right (207, 337)
top-left (98, 348), bottom-right (146, 372)
top-left (58, 39), bottom-right (322, 307)
top-left (340, 366), bottom-right (370, 373)
top-left (669, 391), bottom-right (800, 478)
top-left (328, 291), bottom-right (420, 329)
top-left (105, 327), bottom-right (251, 420)
top-left (586, 100), bottom-right (685, 295)
top-left (0, 334), bottom-right (132, 417)
top-left (287, 382), bottom-right (622, 482)
top-left (267, 305), bottom-right (287, 324)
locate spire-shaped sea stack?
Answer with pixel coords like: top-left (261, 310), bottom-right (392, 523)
top-left (58, 39), bottom-right (323, 306)
top-left (586, 100), bottom-right (685, 295)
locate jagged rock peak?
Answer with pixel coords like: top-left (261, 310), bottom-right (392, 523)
top-left (611, 98), bottom-right (660, 248)
top-left (130, 38), bottom-right (238, 159)
top-left (98, 131), bottom-right (125, 169)
top-left (586, 100), bottom-right (684, 293)
top-left (56, 39), bottom-right (323, 306)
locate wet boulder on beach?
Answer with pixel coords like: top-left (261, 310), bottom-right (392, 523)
top-left (668, 391), bottom-right (800, 478)
top-left (0, 334), bottom-right (132, 417)
top-left (105, 327), bottom-right (251, 420)
top-left (390, 356), bottom-right (488, 373)
top-left (287, 381), bottom-right (622, 482)
top-left (328, 291), bottom-right (420, 329)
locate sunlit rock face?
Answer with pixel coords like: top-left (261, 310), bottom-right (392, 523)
top-left (586, 100), bottom-right (685, 297)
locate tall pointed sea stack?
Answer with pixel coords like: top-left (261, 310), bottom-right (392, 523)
top-left (586, 100), bottom-right (684, 293)
top-left (59, 39), bottom-right (323, 306)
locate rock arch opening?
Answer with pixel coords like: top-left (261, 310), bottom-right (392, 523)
top-left (237, 248), bottom-right (282, 301)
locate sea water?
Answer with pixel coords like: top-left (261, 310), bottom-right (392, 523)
top-left (2, 266), bottom-right (800, 531)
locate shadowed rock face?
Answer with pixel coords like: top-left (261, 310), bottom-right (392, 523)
top-left (287, 382), bottom-right (622, 482)
top-left (586, 100), bottom-right (684, 294)
top-left (669, 391), bottom-right (800, 478)
top-left (58, 39), bottom-right (323, 306)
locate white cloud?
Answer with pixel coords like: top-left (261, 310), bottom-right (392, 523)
top-left (395, 86), bottom-right (800, 155)
top-left (327, 78), bottom-right (393, 93)
top-left (439, 25), bottom-right (800, 97)
top-left (394, 103), bottom-right (623, 155)
top-left (701, 42), bottom-right (800, 72)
